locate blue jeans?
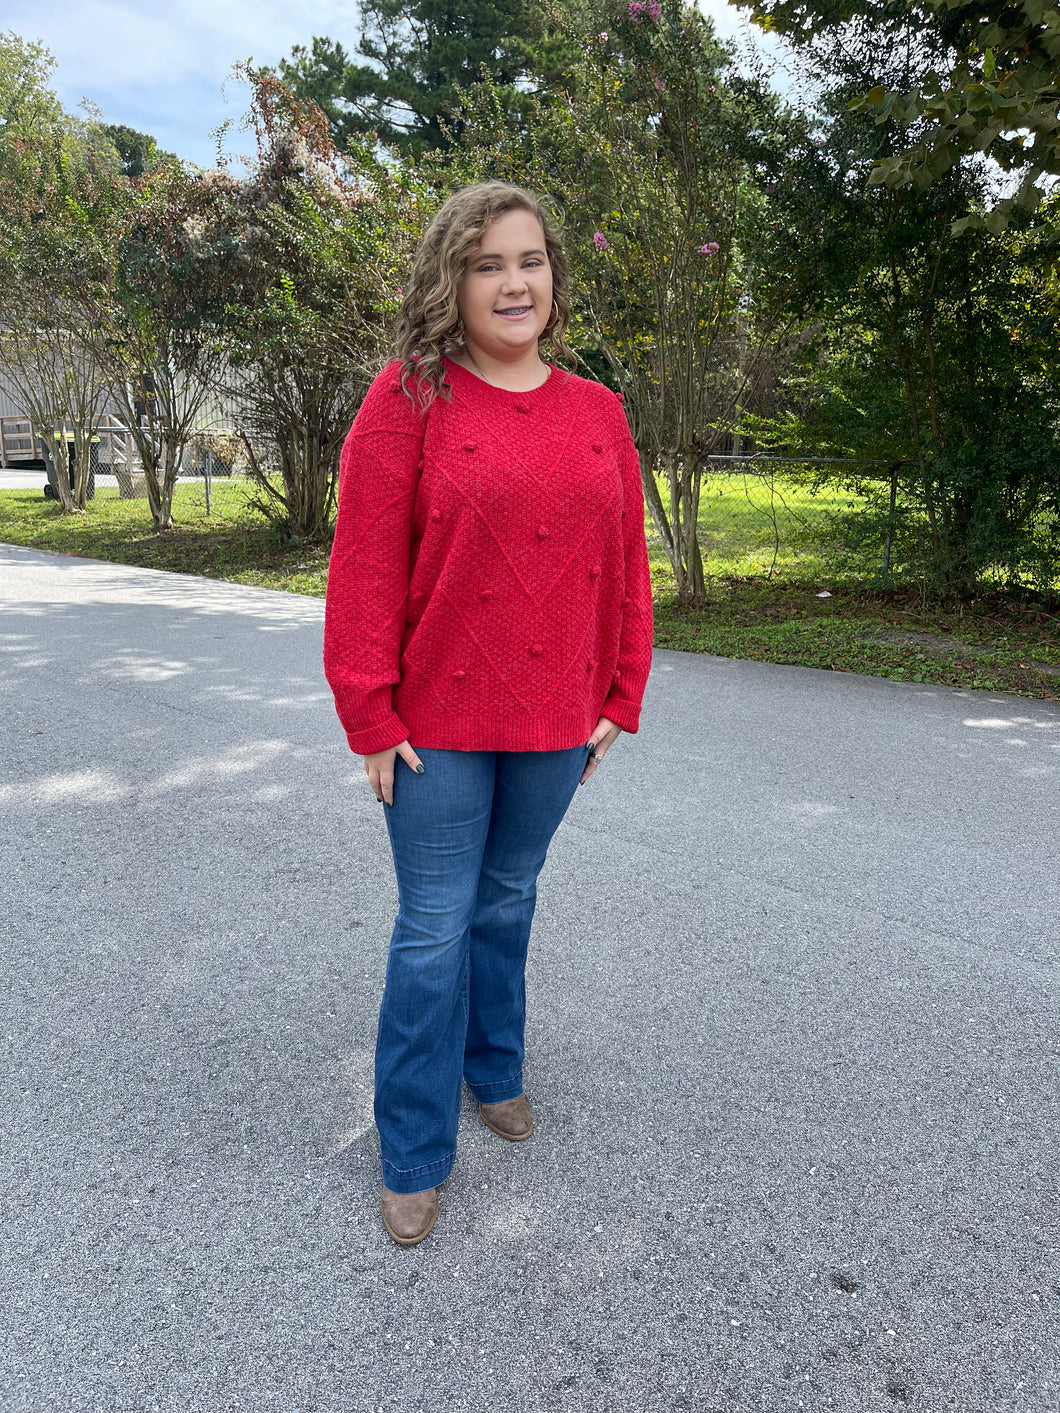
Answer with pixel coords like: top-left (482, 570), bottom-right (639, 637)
top-left (376, 745), bottom-right (588, 1193)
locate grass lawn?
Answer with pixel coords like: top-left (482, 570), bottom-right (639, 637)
top-left (2, 483), bottom-right (1058, 700)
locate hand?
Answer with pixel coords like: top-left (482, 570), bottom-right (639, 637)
top-left (580, 717), bottom-right (622, 786)
top-left (363, 740), bottom-right (425, 805)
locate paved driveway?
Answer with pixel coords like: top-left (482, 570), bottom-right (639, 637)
top-left (1, 543), bottom-right (1057, 1413)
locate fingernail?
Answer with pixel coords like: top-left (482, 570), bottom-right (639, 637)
top-left (385, 800), bottom-right (393, 808)
top-left (415, 764), bottom-right (425, 774)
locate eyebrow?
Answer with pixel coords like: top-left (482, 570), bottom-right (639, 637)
top-left (475, 249), bottom-right (547, 260)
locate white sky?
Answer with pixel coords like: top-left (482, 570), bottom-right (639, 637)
top-left (6, 0), bottom-right (799, 168)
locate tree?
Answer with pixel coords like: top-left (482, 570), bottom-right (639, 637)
top-left (99, 122), bottom-right (178, 178)
top-left (0, 294), bottom-right (112, 513)
top-left (443, 0), bottom-right (812, 600)
top-left (0, 41), bottom-right (120, 511)
top-left (733, 33), bottom-right (1060, 595)
top-left (274, 0), bottom-right (534, 155)
top-left (0, 32), bottom-right (66, 175)
top-left (854, 0), bottom-right (1060, 230)
top-left (275, 38), bottom-right (362, 152)
top-left (743, 0), bottom-right (1060, 229)
top-left (220, 68), bottom-right (430, 540)
top-left (75, 165), bottom-right (243, 529)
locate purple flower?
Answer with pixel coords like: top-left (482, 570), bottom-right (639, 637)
top-left (628, 0), bottom-right (645, 14)
top-left (654, 78), bottom-right (666, 90)
top-left (698, 241), bottom-right (720, 255)
top-left (765, 182), bottom-right (776, 192)
top-left (593, 231), bottom-right (609, 250)
top-left (648, 1), bottom-right (661, 18)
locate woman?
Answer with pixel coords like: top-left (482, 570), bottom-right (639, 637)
top-left (323, 181), bottom-right (654, 1245)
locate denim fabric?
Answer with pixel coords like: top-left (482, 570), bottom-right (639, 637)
top-left (375, 745), bottom-right (587, 1194)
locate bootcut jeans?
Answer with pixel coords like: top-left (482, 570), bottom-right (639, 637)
top-left (375, 743), bottom-right (589, 1194)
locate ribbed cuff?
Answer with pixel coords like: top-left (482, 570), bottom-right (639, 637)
top-left (600, 693), bottom-right (642, 734)
top-left (345, 712), bottom-right (410, 756)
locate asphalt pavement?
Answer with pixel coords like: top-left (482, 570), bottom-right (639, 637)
top-left (1, 542), bottom-right (1058, 1413)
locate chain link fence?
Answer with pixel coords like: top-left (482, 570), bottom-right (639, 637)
top-left (6, 423), bottom-right (1057, 594)
top-left (647, 461), bottom-right (897, 590)
top-left (86, 425), bottom-right (257, 519)
top-left (1, 414), bottom-right (258, 520)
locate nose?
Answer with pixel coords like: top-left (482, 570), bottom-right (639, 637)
top-left (500, 265), bottom-right (528, 295)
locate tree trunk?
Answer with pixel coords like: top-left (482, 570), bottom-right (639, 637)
top-left (656, 450), bottom-right (708, 605)
top-left (43, 434), bottom-right (78, 514)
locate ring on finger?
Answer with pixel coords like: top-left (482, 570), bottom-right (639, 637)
top-left (588, 747), bottom-right (603, 762)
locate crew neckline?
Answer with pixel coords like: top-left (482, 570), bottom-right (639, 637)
top-left (443, 353), bottom-right (558, 399)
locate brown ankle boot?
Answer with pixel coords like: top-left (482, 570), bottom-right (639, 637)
top-left (478, 1094), bottom-right (533, 1141)
top-left (380, 1185), bottom-right (439, 1245)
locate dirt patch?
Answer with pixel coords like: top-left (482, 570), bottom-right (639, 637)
top-left (860, 628), bottom-right (1060, 675)
top-left (864, 628), bottom-right (978, 654)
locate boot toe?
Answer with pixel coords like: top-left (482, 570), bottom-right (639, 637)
top-left (380, 1186), bottom-right (439, 1245)
top-left (478, 1094), bottom-right (534, 1140)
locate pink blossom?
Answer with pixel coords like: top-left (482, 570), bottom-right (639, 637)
top-left (699, 241), bottom-right (720, 255)
top-left (648, 1), bottom-right (661, 18)
top-left (654, 78), bottom-right (666, 90)
top-left (765, 182), bottom-right (776, 192)
top-left (628, 1), bottom-right (645, 14)
top-left (593, 231), bottom-right (609, 250)
top-left (599, 30), bottom-right (608, 39)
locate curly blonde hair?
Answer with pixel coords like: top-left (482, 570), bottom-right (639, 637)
top-left (392, 181), bottom-right (573, 410)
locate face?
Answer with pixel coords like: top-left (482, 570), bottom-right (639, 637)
top-left (456, 208), bottom-right (554, 360)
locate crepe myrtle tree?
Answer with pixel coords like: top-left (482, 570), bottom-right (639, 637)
top-left (219, 67), bottom-right (432, 541)
top-left (0, 315), bottom-right (112, 511)
top-left (445, 0), bottom-right (813, 601)
top-left (73, 163), bottom-right (244, 530)
top-left (0, 123), bottom-right (118, 511)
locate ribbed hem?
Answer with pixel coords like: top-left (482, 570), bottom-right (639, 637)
top-left (600, 693), bottom-right (641, 734)
top-left (393, 707), bottom-right (598, 752)
top-left (344, 712), bottom-right (410, 755)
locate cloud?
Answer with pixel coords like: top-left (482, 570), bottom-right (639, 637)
top-left (4, 0), bottom-right (354, 165)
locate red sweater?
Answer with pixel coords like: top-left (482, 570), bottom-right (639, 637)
top-left (323, 356), bottom-right (654, 754)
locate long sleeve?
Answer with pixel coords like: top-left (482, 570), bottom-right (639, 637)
top-left (600, 416), bottom-right (655, 734)
top-left (323, 363), bottom-right (426, 755)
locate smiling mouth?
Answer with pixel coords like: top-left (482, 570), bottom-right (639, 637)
top-left (495, 306), bottom-right (533, 318)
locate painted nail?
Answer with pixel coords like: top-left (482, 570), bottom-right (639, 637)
top-left (415, 764), bottom-right (425, 774)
